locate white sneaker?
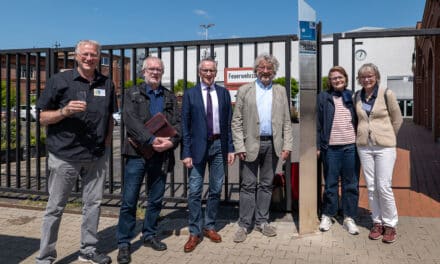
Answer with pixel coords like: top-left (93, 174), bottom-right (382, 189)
top-left (255, 223), bottom-right (277, 237)
top-left (233, 226), bottom-right (247, 243)
top-left (343, 217), bottom-right (360, 235)
top-left (319, 214), bottom-right (332, 232)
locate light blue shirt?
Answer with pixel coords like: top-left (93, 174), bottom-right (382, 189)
top-left (255, 79), bottom-right (273, 136)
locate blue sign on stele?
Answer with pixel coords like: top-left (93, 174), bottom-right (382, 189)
top-left (299, 21), bottom-right (316, 41)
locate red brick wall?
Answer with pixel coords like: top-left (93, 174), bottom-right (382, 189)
top-left (414, 0), bottom-right (440, 141)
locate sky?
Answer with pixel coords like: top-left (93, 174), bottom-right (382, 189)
top-left (0, 0), bottom-right (426, 50)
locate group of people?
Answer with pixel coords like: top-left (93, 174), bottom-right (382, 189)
top-left (35, 40), bottom-right (292, 264)
top-left (317, 64), bottom-right (402, 244)
top-left (34, 39), bottom-right (402, 264)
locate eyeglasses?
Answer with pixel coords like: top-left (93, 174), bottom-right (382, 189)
top-left (78, 52), bottom-right (99, 59)
top-left (145, 68), bottom-right (163, 73)
top-left (257, 65), bottom-right (274, 71)
top-left (330, 76), bottom-right (345, 81)
top-left (359, 75), bottom-right (376, 80)
top-left (200, 69), bottom-right (216, 73)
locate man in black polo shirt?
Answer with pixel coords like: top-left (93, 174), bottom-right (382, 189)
top-left (36, 40), bottom-right (117, 264)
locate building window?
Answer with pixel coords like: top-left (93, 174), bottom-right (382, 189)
top-left (406, 100), bottom-right (413, 117)
top-left (398, 100), bottom-right (405, 116)
top-left (101, 57), bottom-right (110, 66)
top-left (20, 65), bottom-right (36, 79)
top-left (398, 99), bottom-right (414, 118)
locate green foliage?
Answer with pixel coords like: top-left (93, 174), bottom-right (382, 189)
top-left (273, 77), bottom-right (299, 100)
top-left (1, 81), bottom-right (17, 107)
top-left (173, 79), bottom-right (195, 95)
top-left (1, 120), bottom-right (17, 150)
top-left (30, 126), bottom-right (46, 146)
top-left (30, 94), bottom-right (37, 105)
top-left (1, 120), bottom-right (46, 151)
top-left (321, 76), bottom-right (329, 91)
top-left (124, 78), bottom-right (144, 89)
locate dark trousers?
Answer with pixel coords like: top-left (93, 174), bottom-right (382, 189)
top-left (238, 140), bottom-right (278, 229)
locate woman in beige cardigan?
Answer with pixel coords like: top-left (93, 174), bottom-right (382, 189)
top-left (354, 63), bottom-right (403, 243)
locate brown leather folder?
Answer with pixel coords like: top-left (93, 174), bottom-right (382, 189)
top-left (128, 113), bottom-right (177, 159)
top-left (144, 112), bottom-right (177, 138)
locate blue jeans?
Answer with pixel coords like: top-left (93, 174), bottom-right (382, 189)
top-left (188, 139), bottom-right (225, 236)
top-left (321, 144), bottom-right (360, 218)
top-left (117, 156), bottom-right (166, 247)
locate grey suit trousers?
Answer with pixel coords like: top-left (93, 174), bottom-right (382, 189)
top-left (238, 140), bottom-right (278, 229)
top-left (36, 149), bottom-right (108, 264)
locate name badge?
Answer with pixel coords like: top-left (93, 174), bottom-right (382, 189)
top-left (362, 102), bottom-right (372, 112)
top-left (93, 89), bottom-right (106, 96)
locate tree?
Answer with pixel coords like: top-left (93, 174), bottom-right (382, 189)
top-left (272, 77), bottom-right (299, 100)
top-left (1, 81), bottom-right (17, 107)
top-left (321, 76), bottom-right (329, 91)
top-left (124, 78), bottom-right (144, 89)
top-left (173, 79), bottom-right (195, 96)
top-left (30, 94), bottom-right (37, 105)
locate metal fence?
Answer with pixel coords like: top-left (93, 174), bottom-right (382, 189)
top-left (0, 35), bottom-right (297, 203)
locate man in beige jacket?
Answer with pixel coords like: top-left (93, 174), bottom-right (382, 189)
top-left (231, 53), bottom-right (293, 243)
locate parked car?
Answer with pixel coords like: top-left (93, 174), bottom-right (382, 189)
top-left (113, 111), bottom-right (121, 126)
top-left (11, 105), bottom-right (37, 121)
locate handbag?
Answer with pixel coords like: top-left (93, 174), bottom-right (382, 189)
top-left (271, 172), bottom-right (286, 211)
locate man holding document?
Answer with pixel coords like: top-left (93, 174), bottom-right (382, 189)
top-left (116, 57), bottom-right (180, 263)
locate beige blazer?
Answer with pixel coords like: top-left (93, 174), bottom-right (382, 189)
top-left (231, 82), bottom-right (293, 162)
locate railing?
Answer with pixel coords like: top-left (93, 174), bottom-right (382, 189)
top-left (0, 35), bottom-right (297, 203)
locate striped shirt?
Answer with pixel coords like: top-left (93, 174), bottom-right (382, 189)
top-left (329, 96), bottom-right (356, 145)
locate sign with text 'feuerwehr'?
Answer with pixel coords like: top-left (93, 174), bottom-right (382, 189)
top-left (224, 67), bottom-right (256, 103)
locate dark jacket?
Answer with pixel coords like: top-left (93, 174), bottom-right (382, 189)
top-left (181, 83), bottom-right (234, 164)
top-left (316, 89), bottom-right (357, 150)
top-left (122, 83), bottom-right (181, 169)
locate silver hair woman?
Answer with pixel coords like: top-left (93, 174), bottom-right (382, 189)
top-left (354, 62), bottom-right (403, 243)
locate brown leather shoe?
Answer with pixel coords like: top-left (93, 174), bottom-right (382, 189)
top-left (203, 228), bottom-right (222, 243)
top-left (184, 235), bottom-right (201, 253)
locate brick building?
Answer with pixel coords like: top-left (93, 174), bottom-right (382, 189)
top-left (413, 0), bottom-right (440, 142)
top-left (0, 52), bottom-right (130, 105)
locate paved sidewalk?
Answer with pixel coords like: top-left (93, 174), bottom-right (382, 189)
top-left (1, 120), bottom-right (439, 264)
top-left (1, 205), bottom-right (440, 264)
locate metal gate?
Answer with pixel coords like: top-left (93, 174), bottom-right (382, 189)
top-left (0, 35), bottom-right (296, 203)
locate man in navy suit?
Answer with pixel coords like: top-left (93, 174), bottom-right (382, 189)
top-left (181, 57), bottom-right (235, 253)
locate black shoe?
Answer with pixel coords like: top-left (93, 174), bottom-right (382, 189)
top-left (78, 251), bottom-right (112, 264)
top-left (117, 246), bottom-right (131, 264)
top-left (143, 237), bottom-right (167, 251)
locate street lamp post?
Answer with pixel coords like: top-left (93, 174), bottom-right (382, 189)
top-left (200, 24), bottom-right (215, 40)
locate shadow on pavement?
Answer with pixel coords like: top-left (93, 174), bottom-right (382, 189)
top-left (0, 235), bottom-right (40, 263)
top-left (55, 224), bottom-right (118, 264)
top-left (54, 203), bottom-right (296, 262)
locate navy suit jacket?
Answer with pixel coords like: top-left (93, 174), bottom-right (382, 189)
top-left (181, 83), bottom-right (234, 164)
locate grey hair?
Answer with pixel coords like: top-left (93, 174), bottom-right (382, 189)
top-left (198, 57), bottom-right (217, 71)
top-left (357, 63), bottom-right (381, 85)
top-left (75, 40), bottom-right (101, 56)
top-left (253, 53), bottom-right (279, 74)
top-left (142, 56), bottom-right (165, 72)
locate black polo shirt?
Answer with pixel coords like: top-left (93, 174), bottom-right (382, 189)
top-left (37, 68), bottom-right (117, 161)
